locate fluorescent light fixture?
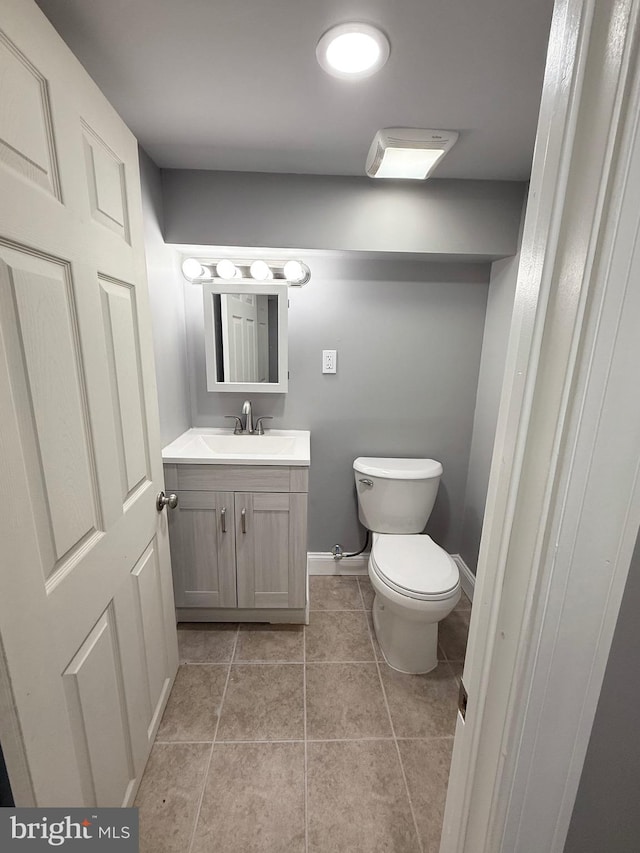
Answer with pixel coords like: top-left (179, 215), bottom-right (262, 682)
top-left (317, 23), bottom-right (390, 79)
top-left (366, 128), bottom-right (459, 180)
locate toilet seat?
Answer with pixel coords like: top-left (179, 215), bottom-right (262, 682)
top-left (371, 534), bottom-right (459, 601)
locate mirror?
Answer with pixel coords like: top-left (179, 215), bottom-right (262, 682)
top-left (203, 282), bottom-right (288, 393)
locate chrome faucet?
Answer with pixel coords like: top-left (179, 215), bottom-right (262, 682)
top-left (241, 399), bottom-right (254, 434)
top-left (225, 400), bottom-right (272, 434)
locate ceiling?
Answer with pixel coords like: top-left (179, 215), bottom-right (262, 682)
top-left (34, 0), bottom-right (554, 181)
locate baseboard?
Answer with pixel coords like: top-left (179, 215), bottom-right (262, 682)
top-left (308, 551), bottom-right (477, 595)
top-left (307, 552), bottom-right (369, 576)
top-left (452, 554), bottom-right (475, 602)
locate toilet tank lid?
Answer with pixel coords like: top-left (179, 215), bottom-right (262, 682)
top-left (354, 457), bottom-right (443, 480)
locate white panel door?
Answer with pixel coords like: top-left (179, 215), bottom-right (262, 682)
top-left (0, 0), bottom-right (178, 807)
top-left (221, 292), bottom-right (258, 381)
top-left (256, 294), bottom-right (269, 382)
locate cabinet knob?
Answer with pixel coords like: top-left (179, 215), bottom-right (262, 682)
top-left (241, 507), bottom-right (247, 534)
top-left (156, 491), bottom-right (178, 512)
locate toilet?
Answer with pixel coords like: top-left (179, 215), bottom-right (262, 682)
top-left (353, 457), bottom-right (461, 674)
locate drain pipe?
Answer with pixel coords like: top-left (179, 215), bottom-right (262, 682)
top-left (331, 531), bottom-right (370, 560)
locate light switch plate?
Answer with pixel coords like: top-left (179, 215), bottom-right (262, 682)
top-left (322, 350), bottom-right (337, 373)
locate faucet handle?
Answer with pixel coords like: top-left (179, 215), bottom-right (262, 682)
top-left (224, 416), bottom-right (243, 435)
top-left (255, 416), bottom-right (273, 435)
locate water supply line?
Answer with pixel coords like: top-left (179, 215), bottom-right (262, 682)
top-left (331, 530), bottom-right (370, 560)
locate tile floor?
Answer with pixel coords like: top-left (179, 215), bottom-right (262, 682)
top-left (135, 576), bottom-right (471, 853)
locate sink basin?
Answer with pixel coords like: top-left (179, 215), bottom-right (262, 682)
top-left (162, 428), bottom-right (310, 466)
top-left (198, 434), bottom-right (298, 456)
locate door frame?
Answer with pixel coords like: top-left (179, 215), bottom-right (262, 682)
top-left (442, 1), bottom-right (640, 851)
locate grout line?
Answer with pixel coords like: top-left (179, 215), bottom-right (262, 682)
top-left (308, 607), bottom-right (365, 612)
top-left (305, 736), bottom-right (395, 743)
top-left (395, 735), bottom-right (455, 741)
top-left (153, 735), bottom-right (418, 745)
top-left (303, 623), bottom-right (309, 853)
top-left (147, 736), bottom-right (411, 745)
top-left (356, 577), bottom-right (367, 611)
top-left (367, 611), bottom-right (425, 853)
top-left (183, 658), bottom-right (385, 665)
top-left (153, 740), bottom-right (214, 745)
top-left (186, 625), bottom-right (239, 853)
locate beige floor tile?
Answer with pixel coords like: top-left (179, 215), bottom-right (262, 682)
top-left (306, 663), bottom-right (392, 740)
top-left (135, 742), bottom-right (211, 853)
top-left (191, 742), bottom-right (305, 853)
top-left (309, 576), bottom-right (363, 610)
top-left (438, 610), bottom-right (471, 661)
top-left (358, 577), bottom-right (375, 610)
top-left (305, 611), bottom-right (374, 661)
top-left (448, 661), bottom-right (464, 683)
top-left (366, 612), bottom-right (384, 660)
top-left (156, 664), bottom-right (228, 742)
top-left (177, 623), bottom-right (237, 663)
top-left (307, 740), bottom-right (420, 853)
top-left (234, 623), bottom-right (304, 662)
top-left (398, 738), bottom-right (454, 853)
top-left (217, 664), bottom-right (304, 741)
top-left (454, 591), bottom-right (472, 612)
top-left (379, 662), bottom-right (459, 738)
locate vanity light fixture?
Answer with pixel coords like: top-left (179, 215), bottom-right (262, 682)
top-left (316, 23), bottom-right (390, 79)
top-left (366, 128), bottom-right (459, 179)
top-left (181, 257), bottom-right (311, 287)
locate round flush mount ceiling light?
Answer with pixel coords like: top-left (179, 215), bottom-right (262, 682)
top-left (316, 23), bottom-right (390, 80)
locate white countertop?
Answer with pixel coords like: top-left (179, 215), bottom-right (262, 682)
top-left (162, 428), bottom-right (311, 466)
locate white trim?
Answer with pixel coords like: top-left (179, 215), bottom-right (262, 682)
top-left (202, 281), bottom-right (289, 393)
top-left (441, 2), bottom-right (640, 852)
top-left (451, 556), bottom-right (475, 602)
top-left (307, 552), bottom-right (369, 576)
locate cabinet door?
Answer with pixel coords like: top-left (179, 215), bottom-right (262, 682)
top-left (235, 493), bottom-right (307, 609)
top-left (169, 492), bottom-right (237, 607)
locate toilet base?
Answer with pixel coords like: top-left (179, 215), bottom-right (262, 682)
top-left (372, 594), bottom-right (439, 675)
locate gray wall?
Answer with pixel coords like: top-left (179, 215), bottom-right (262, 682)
top-left (162, 169), bottom-right (525, 260)
top-left (139, 148), bottom-right (191, 446)
top-left (458, 211), bottom-right (524, 572)
top-left (564, 527), bottom-right (640, 853)
top-left (184, 255), bottom-right (490, 553)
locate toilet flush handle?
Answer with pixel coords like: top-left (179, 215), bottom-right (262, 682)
top-left (359, 478), bottom-right (374, 487)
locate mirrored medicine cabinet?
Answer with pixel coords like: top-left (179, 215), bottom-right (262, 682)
top-left (203, 282), bottom-right (289, 393)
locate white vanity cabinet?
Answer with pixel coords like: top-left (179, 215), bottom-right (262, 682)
top-left (164, 462), bottom-right (309, 622)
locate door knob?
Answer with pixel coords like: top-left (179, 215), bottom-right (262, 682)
top-left (156, 491), bottom-right (178, 512)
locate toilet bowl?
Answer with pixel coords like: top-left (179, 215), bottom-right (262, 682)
top-left (368, 533), bottom-right (460, 673)
top-left (353, 457), bottom-right (461, 674)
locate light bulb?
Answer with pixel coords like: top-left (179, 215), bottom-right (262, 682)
top-left (283, 260), bottom-right (306, 283)
top-left (250, 260), bottom-right (272, 281)
top-left (216, 259), bottom-right (238, 279)
top-left (326, 32), bottom-right (380, 74)
top-left (317, 23), bottom-right (390, 80)
top-left (182, 258), bottom-right (205, 279)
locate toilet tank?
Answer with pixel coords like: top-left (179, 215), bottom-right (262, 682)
top-left (353, 457), bottom-right (443, 534)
